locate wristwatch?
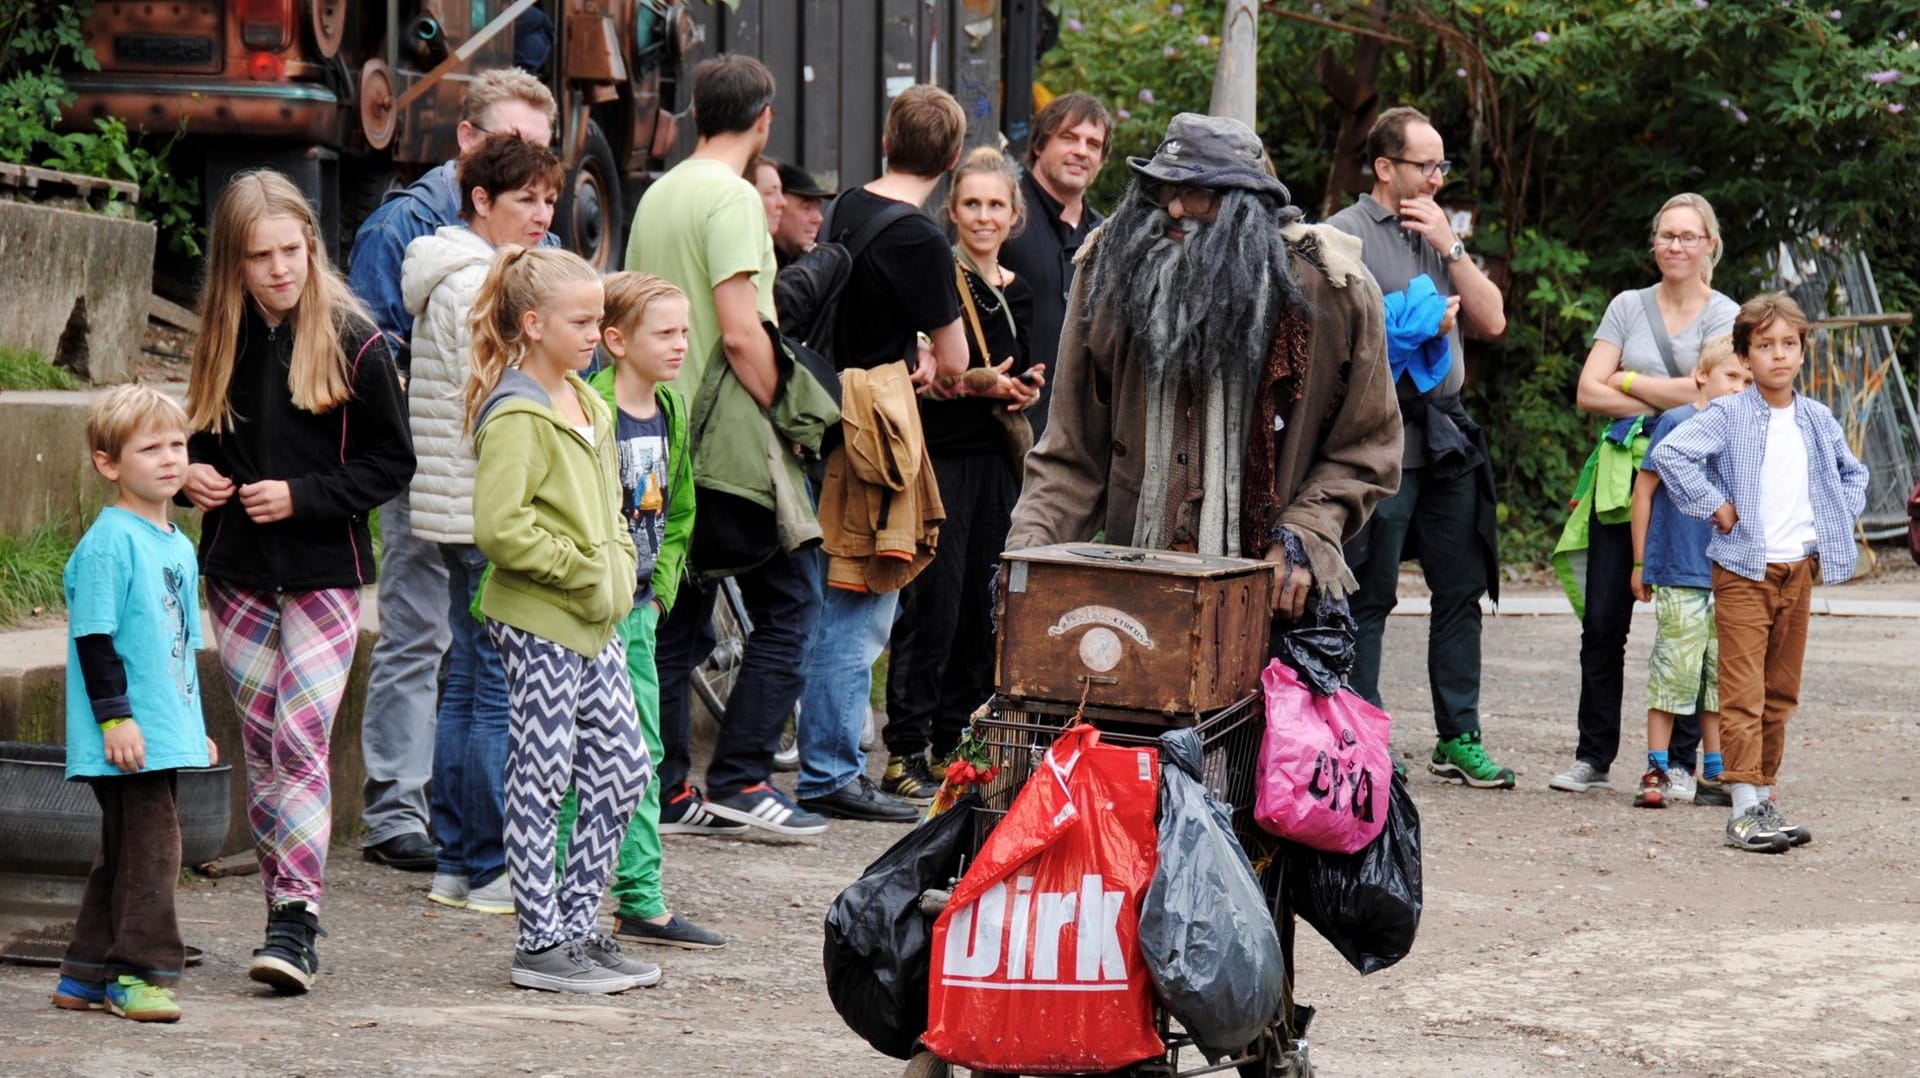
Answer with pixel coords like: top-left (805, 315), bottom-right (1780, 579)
top-left (1441, 239), bottom-right (1467, 265)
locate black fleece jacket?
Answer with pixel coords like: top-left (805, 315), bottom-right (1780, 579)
top-left (189, 305), bottom-right (415, 591)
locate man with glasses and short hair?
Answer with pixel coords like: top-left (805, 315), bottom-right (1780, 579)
top-left (1328, 105), bottom-right (1517, 791)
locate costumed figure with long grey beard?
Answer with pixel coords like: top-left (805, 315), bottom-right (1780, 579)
top-left (1008, 113), bottom-right (1403, 647)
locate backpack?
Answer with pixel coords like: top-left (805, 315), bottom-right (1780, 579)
top-left (775, 195), bottom-right (917, 362)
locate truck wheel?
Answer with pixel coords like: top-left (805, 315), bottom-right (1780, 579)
top-left (559, 120), bottom-right (624, 271)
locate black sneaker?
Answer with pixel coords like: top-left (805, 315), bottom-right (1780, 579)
top-left (880, 754), bottom-right (939, 804)
top-left (801, 775), bottom-right (921, 823)
top-left (1693, 776), bottom-right (1733, 807)
top-left (362, 831), bottom-right (438, 871)
top-left (613, 912), bottom-right (727, 950)
top-left (248, 900), bottom-right (325, 993)
top-left (658, 784), bottom-right (750, 836)
top-left (705, 782), bottom-right (829, 836)
top-left (1758, 801), bottom-right (1813, 847)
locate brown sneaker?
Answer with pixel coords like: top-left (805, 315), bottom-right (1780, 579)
top-left (1632, 766), bottom-right (1669, 808)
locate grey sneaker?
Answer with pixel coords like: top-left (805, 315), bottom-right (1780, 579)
top-left (1757, 801), bottom-right (1812, 847)
top-left (1725, 807), bottom-right (1791, 853)
top-left (581, 933), bottom-right (663, 988)
top-left (510, 940), bottom-right (635, 994)
top-left (465, 873), bottom-right (514, 915)
top-left (427, 872), bottom-right (468, 910)
top-left (1548, 760), bottom-right (1610, 793)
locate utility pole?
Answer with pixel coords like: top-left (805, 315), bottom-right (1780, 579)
top-left (1209, 0), bottom-right (1259, 126)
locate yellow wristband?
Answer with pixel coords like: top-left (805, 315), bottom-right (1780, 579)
top-left (1621, 371), bottom-right (1637, 395)
top-left (99, 717), bottom-right (130, 731)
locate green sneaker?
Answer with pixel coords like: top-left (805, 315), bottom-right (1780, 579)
top-left (1429, 731), bottom-right (1516, 789)
top-left (105, 975), bottom-right (180, 1023)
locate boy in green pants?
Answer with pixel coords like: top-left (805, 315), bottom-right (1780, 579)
top-left (556, 273), bottom-right (724, 950)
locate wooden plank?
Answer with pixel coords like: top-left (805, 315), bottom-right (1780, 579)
top-left (0, 162), bottom-right (141, 206)
top-left (761, 0), bottom-right (802, 164)
top-left (199, 851), bottom-right (261, 878)
top-left (148, 293), bottom-right (200, 332)
top-left (839, 0), bottom-right (883, 188)
top-left (801, 0), bottom-right (842, 187)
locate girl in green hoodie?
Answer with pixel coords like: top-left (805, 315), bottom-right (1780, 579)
top-left (465, 247), bottom-right (655, 995)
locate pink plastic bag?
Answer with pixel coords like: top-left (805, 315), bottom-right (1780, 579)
top-left (1254, 659), bottom-right (1393, 853)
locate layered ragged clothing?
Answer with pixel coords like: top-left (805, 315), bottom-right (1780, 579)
top-left (1007, 222), bottom-right (1402, 598)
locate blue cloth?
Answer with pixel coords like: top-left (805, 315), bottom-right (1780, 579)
top-left (1380, 274), bottom-right (1452, 393)
top-left (64, 508), bottom-right (207, 779)
top-left (614, 405), bottom-right (670, 605)
top-left (1640, 406), bottom-right (1716, 588)
top-left (1649, 386), bottom-right (1870, 584)
top-left (795, 562), bottom-right (897, 800)
top-left (431, 542), bottom-right (511, 886)
top-left (349, 162), bottom-right (461, 368)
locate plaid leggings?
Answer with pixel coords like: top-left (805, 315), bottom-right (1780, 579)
top-left (491, 621), bottom-right (649, 952)
top-left (207, 581), bottom-right (361, 909)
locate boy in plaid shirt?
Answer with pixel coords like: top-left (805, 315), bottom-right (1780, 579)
top-left (1649, 293), bottom-right (1868, 853)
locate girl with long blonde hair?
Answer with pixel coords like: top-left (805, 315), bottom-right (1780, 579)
top-left (464, 247), bottom-right (654, 994)
top-left (180, 169), bottom-right (414, 995)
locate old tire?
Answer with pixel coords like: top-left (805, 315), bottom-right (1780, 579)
top-left (558, 120), bottom-right (625, 271)
top-left (0, 742), bottom-right (233, 873)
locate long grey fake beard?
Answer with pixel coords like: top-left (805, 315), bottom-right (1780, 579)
top-left (1081, 184), bottom-right (1304, 394)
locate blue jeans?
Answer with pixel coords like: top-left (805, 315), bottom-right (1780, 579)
top-left (359, 492), bottom-right (451, 846)
top-left (429, 543), bottom-right (511, 885)
top-left (796, 575), bottom-right (898, 800)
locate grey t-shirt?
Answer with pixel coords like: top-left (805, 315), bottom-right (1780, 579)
top-left (1594, 288), bottom-right (1739, 377)
top-left (1325, 194), bottom-right (1463, 467)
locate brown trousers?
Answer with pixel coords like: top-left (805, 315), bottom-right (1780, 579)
top-left (1711, 560), bottom-right (1815, 787)
top-left (59, 770), bottom-right (185, 987)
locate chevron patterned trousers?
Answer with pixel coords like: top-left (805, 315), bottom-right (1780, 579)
top-left (207, 581), bottom-right (361, 909)
top-left (491, 622), bottom-right (649, 952)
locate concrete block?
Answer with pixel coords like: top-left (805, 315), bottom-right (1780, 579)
top-left (0, 391), bottom-right (116, 538)
top-left (0, 199), bottom-right (154, 385)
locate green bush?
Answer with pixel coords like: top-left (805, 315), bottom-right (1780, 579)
top-left (0, 3), bottom-right (203, 256)
top-left (0, 346), bottom-right (80, 390)
top-left (0, 524), bottom-right (74, 625)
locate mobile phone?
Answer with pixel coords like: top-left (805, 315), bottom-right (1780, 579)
top-left (1017, 368), bottom-right (1044, 386)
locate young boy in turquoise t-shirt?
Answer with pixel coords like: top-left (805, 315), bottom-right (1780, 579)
top-left (52, 386), bottom-right (217, 1023)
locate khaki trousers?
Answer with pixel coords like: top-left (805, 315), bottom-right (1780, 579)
top-left (1711, 560), bottom-right (1815, 787)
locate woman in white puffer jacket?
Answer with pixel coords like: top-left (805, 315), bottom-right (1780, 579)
top-left (399, 133), bottom-right (565, 915)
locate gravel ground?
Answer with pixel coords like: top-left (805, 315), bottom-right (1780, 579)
top-left (3, 580), bottom-right (1917, 1077)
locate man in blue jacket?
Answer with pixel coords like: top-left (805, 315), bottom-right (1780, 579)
top-left (348, 68), bottom-right (558, 872)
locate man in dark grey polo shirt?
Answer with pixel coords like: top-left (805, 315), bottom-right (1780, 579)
top-left (1326, 105), bottom-right (1515, 790)
top-left (1001, 92), bottom-right (1111, 437)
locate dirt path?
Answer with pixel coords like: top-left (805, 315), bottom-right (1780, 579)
top-left (4, 595), bottom-right (1917, 1076)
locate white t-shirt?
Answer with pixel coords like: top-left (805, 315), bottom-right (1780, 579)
top-left (1760, 402), bottom-right (1817, 562)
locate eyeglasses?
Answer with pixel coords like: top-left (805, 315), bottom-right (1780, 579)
top-left (1144, 181), bottom-right (1221, 217)
top-left (1653, 231), bottom-right (1708, 249)
top-left (1387, 157), bottom-right (1452, 179)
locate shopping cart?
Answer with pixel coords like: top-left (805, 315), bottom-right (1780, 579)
top-left (906, 693), bottom-right (1314, 1078)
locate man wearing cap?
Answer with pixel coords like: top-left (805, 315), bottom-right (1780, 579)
top-left (1001, 91), bottom-right (1112, 437)
top-left (1326, 106), bottom-right (1515, 790)
top-left (1006, 113), bottom-right (1402, 639)
top-left (773, 161), bottom-right (833, 266)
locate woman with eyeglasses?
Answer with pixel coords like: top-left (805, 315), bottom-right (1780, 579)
top-left (1550, 193), bottom-right (1739, 802)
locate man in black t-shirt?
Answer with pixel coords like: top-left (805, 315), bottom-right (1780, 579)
top-left (792, 86), bottom-right (979, 822)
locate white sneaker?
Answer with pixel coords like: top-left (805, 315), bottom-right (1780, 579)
top-left (428, 872), bottom-right (468, 909)
top-left (465, 873), bottom-right (515, 915)
top-left (1664, 767), bottom-right (1697, 803)
top-left (1548, 760), bottom-right (1611, 793)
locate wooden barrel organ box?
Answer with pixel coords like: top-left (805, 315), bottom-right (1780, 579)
top-left (994, 543), bottom-right (1274, 717)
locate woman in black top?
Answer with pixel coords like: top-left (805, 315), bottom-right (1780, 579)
top-left (883, 147), bottom-right (1042, 793)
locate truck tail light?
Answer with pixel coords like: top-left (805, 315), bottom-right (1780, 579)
top-left (236, 0), bottom-right (294, 51)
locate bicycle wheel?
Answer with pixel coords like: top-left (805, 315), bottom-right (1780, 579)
top-left (692, 579), bottom-right (751, 721)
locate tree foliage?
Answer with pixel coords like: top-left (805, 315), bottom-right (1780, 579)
top-left (1042, 0), bottom-right (1918, 561)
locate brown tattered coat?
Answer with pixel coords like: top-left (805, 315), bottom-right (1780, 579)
top-left (1005, 222), bottom-right (1404, 598)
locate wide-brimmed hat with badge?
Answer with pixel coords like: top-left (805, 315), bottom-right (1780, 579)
top-left (1127, 112), bottom-right (1288, 200)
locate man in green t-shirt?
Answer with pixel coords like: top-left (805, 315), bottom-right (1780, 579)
top-left (626, 55), bottom-right (828, 839)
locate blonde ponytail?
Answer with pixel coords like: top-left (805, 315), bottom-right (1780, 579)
top-left (464, 245), bottom-right (600, 431)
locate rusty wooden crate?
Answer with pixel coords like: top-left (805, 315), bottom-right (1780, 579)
top-left (994, 543), bottom-right (1272, 715)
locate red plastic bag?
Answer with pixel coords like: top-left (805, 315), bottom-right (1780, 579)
top-left (924, 723), bottom-right (1163, 1073)
top-left (1254, 659), bottom-right (1393, 853)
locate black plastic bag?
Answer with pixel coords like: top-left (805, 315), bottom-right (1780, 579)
top-left (1286, 770), bottom-right (1423, 974)
top-left (823, 795), bottom-right (981, 1060)
top-left (1138, 729), bottom-right (1286, 1057)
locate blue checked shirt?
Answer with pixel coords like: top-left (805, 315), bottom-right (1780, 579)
top-left (1648, 387), bottom-right (1868, 583)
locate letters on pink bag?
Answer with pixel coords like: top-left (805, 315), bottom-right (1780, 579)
top-left (1253, 659), bottom-right (1394, 854)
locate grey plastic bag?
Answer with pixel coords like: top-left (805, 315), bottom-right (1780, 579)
top-left (1138, 728), bottom-right (1286, 1057)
